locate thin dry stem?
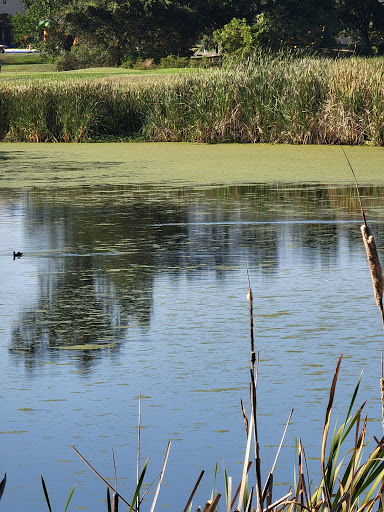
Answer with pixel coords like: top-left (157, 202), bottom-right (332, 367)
top-left (241, 399), bottom-right (249, 437)
top-left (342, 146), bottom-right (367, 227)
top-left (250, 367), bottom-right (263, 512)
top-left (183, 470), bottom-right (205, 512)
top-left (149, 442), bottom-right (171, 512)
top-left (237, 413), bottom-right (254, 511)
top-left (137, 392), bottom-right (141, 512)
top-left (231, 462), bottom-right (252, 510)
top-left (227, 476), bottom-right (232, 512)
top-left (270, 409), bottom-right (293, 475)
top-left (72, 446), bottom-right (133, 509)
top-left (263, 490), bottom-right (293, 512)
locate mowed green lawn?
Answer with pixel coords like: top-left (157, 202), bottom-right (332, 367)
top-left (0, 52), bottom-right (194, 82)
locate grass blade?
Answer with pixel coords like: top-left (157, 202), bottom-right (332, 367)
top-left (210, 461), bottom-right (219, 501)
top-left (64, 485), bottom-right (76, 512)
top-left (41, 476), bottom-right (52, 512)
top-left (107, 487), bottom-right (112, 512)
top-left (0, 473), bottom-right (6, 502)
top-left (321, 355), bottom-right (342, 503)
top-left (129, 458), bottom-right (148, 512)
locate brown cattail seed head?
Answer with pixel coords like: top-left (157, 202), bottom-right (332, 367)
top-left (360, 224), bottom-right (384, 308)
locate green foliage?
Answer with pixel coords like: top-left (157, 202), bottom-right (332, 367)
top-left (335, 0), bottom-right (384, 50)
top-left (213, 14), bottom-right (279, 57)
top-left (288, 362), bottom-right (384, 512)
top-left (11, 0), bottom-right (201, 64)
top-left (55, 44), bottom-right (114, 71)
top-left (11, 0), bottom-right (50, 48)
top-left (120, 59), bottom-right (135, 69)
top-left (213, 18), bottom-right (254, 57)
top-left (159, 55), bottom-right (189, 69)
top-left (58, 0), bottom-right (199, 66)
top-left (252, 13), bottom-right (280, 49)
top-left (11, 0), bottom-right (71, 56)
top-left (188, 56), bottom-right (219, 68)
top-left (9, 0), bottom-right (384, 62)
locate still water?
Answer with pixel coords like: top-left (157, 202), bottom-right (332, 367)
top-left (1, 180), bottom-right (384, 511)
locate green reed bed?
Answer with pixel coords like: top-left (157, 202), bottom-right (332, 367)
top-left (1, 54), bottom-right (384, 143)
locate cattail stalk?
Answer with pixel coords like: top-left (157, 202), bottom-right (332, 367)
top-left (246, 259), bottom-right (263, 512)
top-left (358, 190), bottom-right (384, 433)
top-left (360, 224), bottom-right (384, 312)
top-left (113, 493), bottom-right (119, 512)
top-left (343, 146), bottom-right (384, 433)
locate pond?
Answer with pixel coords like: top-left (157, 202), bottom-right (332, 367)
top-left (1, 143), bottom-right (384, 511)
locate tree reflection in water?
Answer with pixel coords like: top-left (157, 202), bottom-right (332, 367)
top-left (4, 183), bottom-right (384, 371)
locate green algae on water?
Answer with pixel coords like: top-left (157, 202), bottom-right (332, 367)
top-left (1, 143), bottom-right (384, 189)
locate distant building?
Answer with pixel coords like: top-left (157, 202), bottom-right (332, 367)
top-left (0, 0), bottom-right (25, 45)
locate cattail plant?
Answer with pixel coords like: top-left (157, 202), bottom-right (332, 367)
top-left (343, 147), bottom-right (384, 432)
top-left (1, 54), bottom-right (384, 143)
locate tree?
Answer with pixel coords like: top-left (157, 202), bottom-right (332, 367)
top-left (262, 0), bottom-right (338, 47)
top-left (195, 0), bottom-right (260, 35)
top-left (213, 18), bottom-right (254, 56)
top-left (11, 0), bottom-right (72, 53)
top-left (12, 0), bottom-right (205, 63)
top-left (58, 0), bottom-right (201, 65)
top-left (334, 0), bottom-right (384, 50)
top-left (252, 12), bottom-right (280, 47)
top-left (213, 14), bottom-right (279, 56)
top-left (11, 0), bottom-right (53, 49)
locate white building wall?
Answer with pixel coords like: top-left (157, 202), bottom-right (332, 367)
top-left (0, 0), bottom-right (25, 16)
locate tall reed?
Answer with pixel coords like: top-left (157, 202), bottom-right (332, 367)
top-left (1, 54), bottom-right (384, 143)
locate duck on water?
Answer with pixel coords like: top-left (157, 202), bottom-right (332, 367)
top-left (13, 251), bottom-right (23, 260)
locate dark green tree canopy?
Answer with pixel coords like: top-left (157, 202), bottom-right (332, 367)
top-left (10, 0), bottom-right (384, 63)
top-left (335, 0), bottom-right (384, 49)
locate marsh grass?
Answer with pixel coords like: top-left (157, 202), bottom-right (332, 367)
top-left (1, 53), bottom-right (384, 143)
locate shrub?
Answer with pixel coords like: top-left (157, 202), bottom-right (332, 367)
top-left (133, 58), bottom-right (156, 70)
top-left (56, 45), bottom-right (115, 71)
top-left (121, 59), bottom-right (135, 69)
top-left (189, 56), bottom-right (220, 68)
top-left (56, 52), bottom-right (82, 72)
top-left (159, 55), bottom-right (189, 69)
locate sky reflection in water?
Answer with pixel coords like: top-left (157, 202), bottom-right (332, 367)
top-left (1, 183), bottom-right (384, 511)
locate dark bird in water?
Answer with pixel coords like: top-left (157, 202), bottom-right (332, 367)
top-left (13, 251), bottom-right (23, 260)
